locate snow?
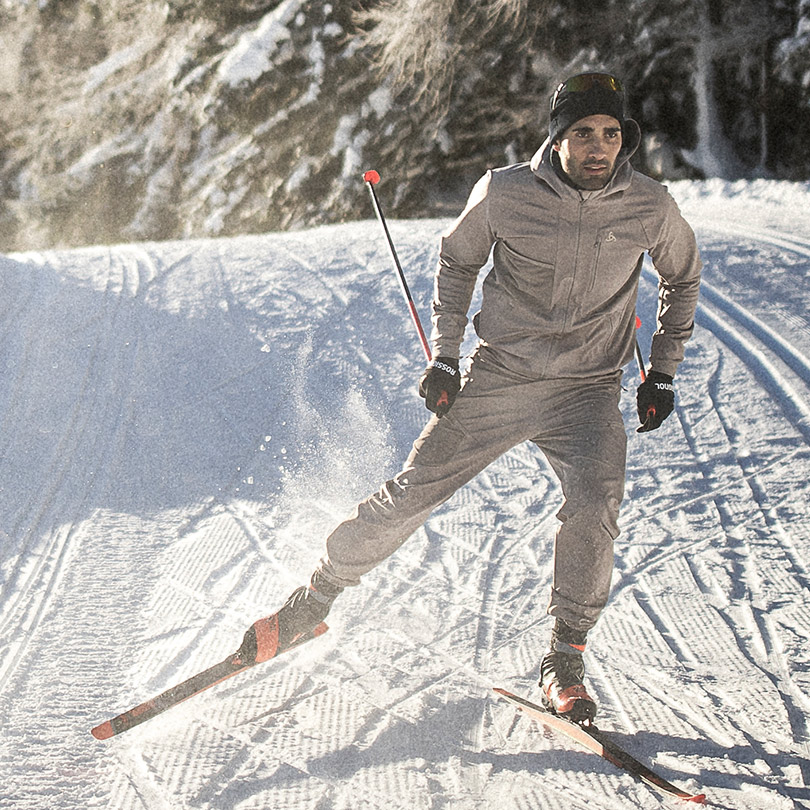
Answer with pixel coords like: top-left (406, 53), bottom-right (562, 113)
top-left (67, 132), bottom-right (145, 179)
top-left (216, 0), bottom-right (306, 88)
top-left (82, 39), bottom-right (156, 94)
top-left (364, 86), bottom-right (394, 119)
top-left (331, 115), bottom-right (371, 183)
top-left (285, 160), bottom-right (315, 193)
top-left (1, 181), bottom-right (810, 808)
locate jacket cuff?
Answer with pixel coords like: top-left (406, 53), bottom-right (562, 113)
top-left (649, 363), bottom-right (677, 379)
top-left (431, 344), bottom-right (460, 362)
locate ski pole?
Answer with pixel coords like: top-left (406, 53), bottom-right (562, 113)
top-left (635, 315), bottom-right (658, 430)
top-left (362, 169), bottom-right (432, 361)
top-left (634, 315), bottom-right (647, 383)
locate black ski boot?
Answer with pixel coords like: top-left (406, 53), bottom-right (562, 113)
top-left (539, 618), bottom-right (597, 724)
top-left (237, 570), bottom-right (343, 664)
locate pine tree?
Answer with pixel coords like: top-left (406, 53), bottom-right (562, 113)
top-left (773, 0), bottom-right (810, 175)
top-left (612, 0), bottom-right (799, 178)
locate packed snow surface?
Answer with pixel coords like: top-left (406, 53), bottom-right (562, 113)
top-left (1, 180), bottom-right (810, 809)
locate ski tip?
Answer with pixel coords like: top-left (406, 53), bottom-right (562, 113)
top-left (686, 794), bottom-right (707, 804)
top-left (91, 721), bottom-right (114, 741)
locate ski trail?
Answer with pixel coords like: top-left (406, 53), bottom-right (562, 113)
top-left (643, 264), bottom-right (810, 437)
top-left (0, 249), bottom-right (143, 700)
top-left (0, 523), bottom-right (77, 695)
top-left (698, 219), bottom-right (810, 258)
top-left (5, 209), bottom-right (810, 810)
top-left (620, 225), bottom-right (810, 806)
top-left (679, 366), bottom-right (810, 774)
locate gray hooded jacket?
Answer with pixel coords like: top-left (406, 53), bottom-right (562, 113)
top-left (431, 122), bottom-right (702, 379)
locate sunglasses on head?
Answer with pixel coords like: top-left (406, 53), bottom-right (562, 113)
top-left (552, 73), bottom-right (623, 106)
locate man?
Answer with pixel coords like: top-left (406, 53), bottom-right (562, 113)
top-left (241, 72), bottom-right (702, 723)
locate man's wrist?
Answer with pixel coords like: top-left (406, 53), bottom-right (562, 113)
top-left (646, 369), bottom-right (673, 386)
top-left (431, 357), bottom-right (459, 376)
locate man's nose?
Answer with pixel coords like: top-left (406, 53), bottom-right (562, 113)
top-left (590, 138), bottom-right (609, 156)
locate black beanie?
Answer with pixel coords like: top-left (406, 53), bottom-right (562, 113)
top-left (549, 73), bottom-right (625, 144)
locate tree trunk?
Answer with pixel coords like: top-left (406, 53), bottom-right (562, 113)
top-left (684, 0), bottom-right (745, 178)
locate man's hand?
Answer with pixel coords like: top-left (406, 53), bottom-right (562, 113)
top-left (419, 357), bottom-right (461, 417)
top-left (636, 371), bottom-right (675, 433)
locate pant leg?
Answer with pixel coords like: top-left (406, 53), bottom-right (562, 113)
top-left (318, 355), bottom-right (538, 587)
top-left (533, 376), bottom-right (627, 632)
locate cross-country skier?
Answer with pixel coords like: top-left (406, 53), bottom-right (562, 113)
top-left (241, 72), bottom-right (702, 723)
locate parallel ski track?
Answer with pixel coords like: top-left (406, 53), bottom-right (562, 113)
top-left (633, 222), bottom-right (810, 801)
top-left (686, 223), bottom-right (810, 585)
top-left (0, 249), bottom-right (145, 698)
top-left (60, 221), bottom-right (810, 810)
top-left (693, 219), bottom-right (810, 259)
top-left (645, 228), bottom-right (810, 437)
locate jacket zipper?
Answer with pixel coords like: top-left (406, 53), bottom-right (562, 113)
top-left (590, 234), bottom-right (602, 291)
top-left (562, 198), bottom-right (587, 333)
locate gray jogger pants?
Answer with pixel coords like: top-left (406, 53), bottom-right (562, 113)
top-left (317, 351), bottom-right (627, 631)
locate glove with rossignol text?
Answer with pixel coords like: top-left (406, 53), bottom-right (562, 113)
top-left (418, 357), bottom-right (461, 418)
top-left (636, 370), bottom-right (675, 433)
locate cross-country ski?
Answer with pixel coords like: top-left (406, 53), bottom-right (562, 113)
top-left (493, 688), bottom-right (707, 803)
top-left (91, 618), bottom-right (328, 740)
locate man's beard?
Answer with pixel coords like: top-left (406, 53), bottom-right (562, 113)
top-left (570, 160), bottom-right (614, 189)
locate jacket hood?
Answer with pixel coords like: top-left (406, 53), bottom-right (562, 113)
top-left (530, 118), bottom-right (642, 197)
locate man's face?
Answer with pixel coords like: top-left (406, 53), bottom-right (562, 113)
top-left (552, 114), bottom-right (623, 190)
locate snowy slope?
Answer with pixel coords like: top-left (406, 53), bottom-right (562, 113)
top-left (1, 181), bottom-right (810, 809)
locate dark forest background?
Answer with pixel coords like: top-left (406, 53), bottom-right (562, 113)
top-left (0, 0), bottom-right (808, 251)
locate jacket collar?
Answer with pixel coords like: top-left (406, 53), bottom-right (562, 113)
top-left (529, 118), bottom-right (641, 199)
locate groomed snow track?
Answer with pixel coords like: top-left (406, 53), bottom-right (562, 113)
top-left (0, 188), bottom-right (809, 809)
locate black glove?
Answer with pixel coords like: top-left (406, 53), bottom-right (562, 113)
top-left (418, 357), bottom-right (460, 417)
top-left (636, 370), bottom-right (675, 433)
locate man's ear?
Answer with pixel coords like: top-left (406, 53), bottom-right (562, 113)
top-left (551, 139), bottom-right (561, 152)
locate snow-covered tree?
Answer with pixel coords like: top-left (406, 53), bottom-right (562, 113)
top-left (609, 0), bottom-right (796, 178)
top-left (0, 0), bottom-right (809, 251)
top-left (774, 0), bottom-right (810, 174)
